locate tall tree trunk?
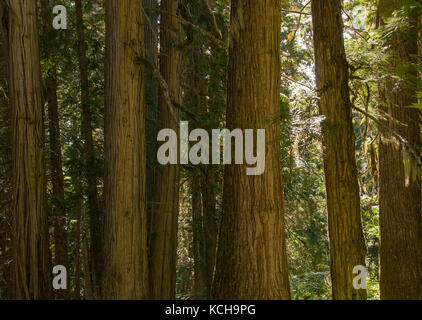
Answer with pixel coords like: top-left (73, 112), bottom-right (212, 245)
top-left (212, 0), bottom-right (290, 299)
top-left (192, 176), bottom-right (206, 299)
top-left (75, 0), bottom-right (103, 298)
top-left (311, 0), bottom-right (367, 300)
top-left (74, 195), bottom-right (82, 300)
top-left (6, 0), bottom-right (51, 300)
top-left (41, 0), bottom-right (69, 300)
top-left (82, 217), bottom-right (93, 300)
top-left (0, 3), bottom-right (11, 299)
top-left (196, 37), bottom-right (218, 299)
top-left (378, 0), bottom-right (422, 299)
top-left (149, 0), bottom-right (182, 300)
top-left (104, 0), bottom-right (149, 299)
top-left (201, 166), bottom-right (218, 298)
top-left (144, 0), bottom-right (158, 233)
top-left (46, 67), bottom-right (69, 300)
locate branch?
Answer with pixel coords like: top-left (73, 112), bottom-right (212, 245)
top-left (141, 6), bottom-right (179, 126)
top-left (144, 6), bottom-right (226, 48)
top-left (352, 105), bottom-right (422, 172)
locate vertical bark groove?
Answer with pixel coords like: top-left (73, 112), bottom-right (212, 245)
top-left (7, 0), bottom-right (51, 300)
top-left (104, 0), bottom-right (149, 299)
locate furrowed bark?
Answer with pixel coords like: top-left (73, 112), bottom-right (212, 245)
top-left (212, 0), bottom-right (291, 299)
top-left (104, 0), bottom-right (149, 299)
top-left (7, 0), bottom-right (51, 300)
top-left (378, 0), bottom-right (422, 300)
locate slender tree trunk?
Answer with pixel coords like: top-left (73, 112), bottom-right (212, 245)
top-left (74, 195), bottom-right (82, 300)
top-left (41, 0), bottom-right (69, 300)
top-left (0, 3), bottom-right (11, 299)
top-left (144, 0), bottom-right (158, 235)
top-left (201, 168), bottom-right (218, 298)
top-left (212, 0), bottom-right (290, 299)
top-left (311, 0), bottom-right (367, 300)
top-left (46, 66), bottom-right (69, 300)
top-left (104, 0), bottom-right (149, 299)
top-left (378, 0), bottom-right (422, 299)
top-left (6, 0), bottom-right (51, 299)
top-left (196, 40), bottom-right (218, 299)
top-left (75, 0), bottom-right (103, 297)
top-left (149, 0), bottom-right (182, 300)
top-left (81, 216), bottom-right (93, 300)
top-left (192, 177), bottom-right (206, 299)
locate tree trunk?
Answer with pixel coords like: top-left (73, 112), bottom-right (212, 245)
top-left (75, 0), bottom-right (103, 298)
top-left (311, 0), bottom-right (367, 300)
top-left (41, 0), bottom-right (69, 300)
top-left (212, 0), bottom-right (290, 299)
top-left (378, 0), bottom-right (422, 299)
top-left (201, 168), bottom-right (218, 298)
top-left (74, 195), bottom-right (82, 300)
top-left (104, 0), bottom-right (149, 299)
top-left (149, 0), bottom-right (182, 300)
top-left (0, 3), bottom-right (11, 299)
top-left (6, 0), bottom-right (51, 300)
top-left (46, 67), bottom-right (69, 300)
top-left (144, 0), bottom-right (158, 234)
top-left (82, 216), bottom-right (93, 300)
top-left (192, 177), bottom-right (206, 299)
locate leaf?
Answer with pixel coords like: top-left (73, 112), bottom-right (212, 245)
top-left (288, 31), bottom-right (295, 41)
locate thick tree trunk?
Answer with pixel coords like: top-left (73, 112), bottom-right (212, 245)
top-left (75, 0), bottom-right (103, 298)
top-left (378, 0), bottom-right (422, 300)
top-left (104, 0), bottom-right (149, 299)
top-left (6, 0), bottom-right (51, 300)
top-left (212, 0), bottom-right (290, 299)
top-left (311, 0), bottom-right (367, 300)
top-left (149, 0), bottom-right (182, 300)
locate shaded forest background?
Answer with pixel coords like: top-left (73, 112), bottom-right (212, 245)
top-left (0, 0), bottom-right (421, 300)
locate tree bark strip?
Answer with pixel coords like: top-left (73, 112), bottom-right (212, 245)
top-left (6, 0), bottom-right (51, 300)
top-left (378, 0), bottom-right (422, 299)
top-left (0, 2), bottom-right (11, 299)
top-left (104, 0), bottom-right (149, 299)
